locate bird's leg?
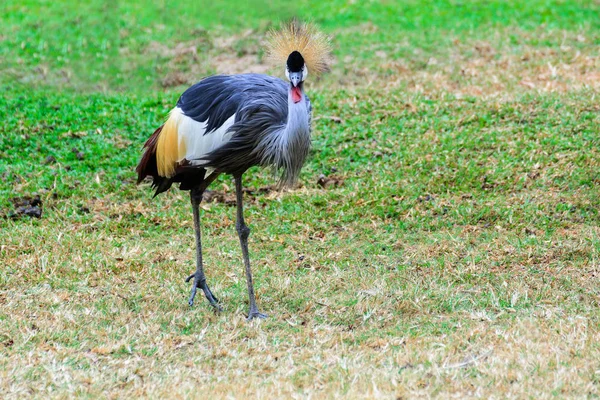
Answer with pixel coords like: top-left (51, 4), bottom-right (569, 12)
top-left (186, 173), bottom-right (221, 310)
top-left (234, 175), bottom-right (267, 320)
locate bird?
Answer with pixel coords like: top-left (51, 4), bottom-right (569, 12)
top-left (136, 20), bottom-right (331, 320)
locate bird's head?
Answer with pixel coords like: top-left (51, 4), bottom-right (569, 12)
top-left (285, 50), bottom-right (307, 103)
top-left (267, 19), bottom-right (331, 101)
top-left (285, 50), bottom-right (307, 88)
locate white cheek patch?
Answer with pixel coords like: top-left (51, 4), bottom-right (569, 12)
top-left (302, 64), bottom-right (308, 81)
top-left (285, 68), bottom-right (290, 80)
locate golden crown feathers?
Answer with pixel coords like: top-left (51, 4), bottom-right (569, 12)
top-left (266, 19), bottom-right (332, 77)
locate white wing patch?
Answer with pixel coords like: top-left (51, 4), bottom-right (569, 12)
top-left (171, 107), bottom-right (236, 166)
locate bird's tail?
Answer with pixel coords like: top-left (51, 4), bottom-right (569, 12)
top-left (136, 125), bottom-right (174, 196)
top-left (136, 125), bottom-right (162, 184)
top-left (266, 19), bottom-right (331, 77)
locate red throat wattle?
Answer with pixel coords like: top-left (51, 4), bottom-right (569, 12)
top-left (291, 86), bottom-right (302, 103)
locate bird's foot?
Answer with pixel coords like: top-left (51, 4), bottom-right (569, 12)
top-left (186, 273), bottom-right (221, 311)
top-left (246, 309), bottom-right (268, 321)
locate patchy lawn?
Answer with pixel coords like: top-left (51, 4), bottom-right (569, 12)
top-left (1, 0), bottom-right (599, 398)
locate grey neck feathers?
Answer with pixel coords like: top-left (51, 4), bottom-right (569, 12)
top-left (255, 89), bottom-right (311, 187)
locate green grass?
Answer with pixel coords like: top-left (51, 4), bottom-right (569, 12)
top-left (1, 0), bottom-right (600, 398)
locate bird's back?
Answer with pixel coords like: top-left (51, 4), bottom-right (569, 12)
top-left (178, 74), bottom-right (288, 131)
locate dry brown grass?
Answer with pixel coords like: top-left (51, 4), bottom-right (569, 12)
top-left (1, 206), bottom-right (599, 398)
top-left (330, 26), bottom-right (600, 97)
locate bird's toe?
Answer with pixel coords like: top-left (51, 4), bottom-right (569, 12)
top-left (247, 311), bottom-right (268, 321)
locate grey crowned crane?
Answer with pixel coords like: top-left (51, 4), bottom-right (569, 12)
top-left (136, 21), bottom-right (330, 320)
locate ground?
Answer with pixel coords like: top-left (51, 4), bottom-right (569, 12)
top-left (1, 0), bottom-right (599, 398)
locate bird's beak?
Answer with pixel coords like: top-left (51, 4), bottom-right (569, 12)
top-left (289, 72), bottom-right (302, 87)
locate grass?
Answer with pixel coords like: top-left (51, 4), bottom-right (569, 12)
top-left (1, 0), bottom-right (599, 398)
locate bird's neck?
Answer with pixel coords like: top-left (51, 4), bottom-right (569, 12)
top-left (267, 83), bottom-right (310, 187)
top-left (286, 84), bottom-right (309, 131)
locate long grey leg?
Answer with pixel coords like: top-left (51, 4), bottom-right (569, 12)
top-left (234, 175), bottom-right (267, 320)
top-left (185, 173), bottom-right (221, 309)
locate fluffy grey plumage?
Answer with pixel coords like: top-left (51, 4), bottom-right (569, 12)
top-left (179, 73), bottom-right (312, 188)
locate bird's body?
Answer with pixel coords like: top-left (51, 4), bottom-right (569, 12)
top-left (136, 21), bottom-right (330, 319)
top-left (137, 74), bottom-right (311, 195)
